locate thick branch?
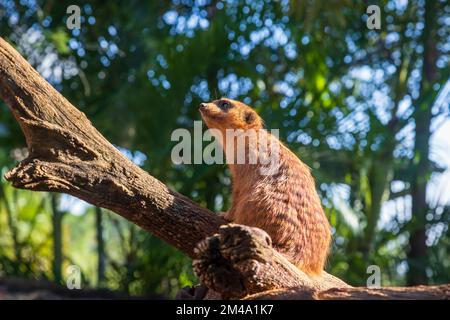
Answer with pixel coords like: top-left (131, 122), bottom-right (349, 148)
top-left (193, 224), bottom-right (350, 299)
top-left (0, 37), bottom-right (225, 258)
top-left (193, 224), bottom-right (450, 300)
top-left (246, 284), bottom-right (450, 300)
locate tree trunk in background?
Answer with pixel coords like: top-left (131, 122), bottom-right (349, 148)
top-left (362, 160), bottom-right (393, 256)
top-left (407, 0), bottom-right (438, 285)
top-left (50, 194), bottom-right (63, 284)
top-left (95, 207), bottom-right (106, 286)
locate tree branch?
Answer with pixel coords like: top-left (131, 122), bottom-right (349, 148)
top-left (245, 284), bottom-right (450, 300)
top-left (192, 224), bottom-right (450, 300)
top-left (193, 224), bottom-right (351, 299)
top-left (0, 36), bottom-right (225, 258)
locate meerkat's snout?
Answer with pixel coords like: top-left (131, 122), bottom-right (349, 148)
top-left (198, 102), bottom-right (220, 119)
top-left (199, 102), bottom-right (215, 116)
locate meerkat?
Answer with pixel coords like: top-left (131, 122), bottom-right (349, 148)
top-left (199, 98), bottom-right (331, 274)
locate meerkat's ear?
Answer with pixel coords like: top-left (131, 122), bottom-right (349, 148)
top-left (244, 111), bottom-right (256, 124)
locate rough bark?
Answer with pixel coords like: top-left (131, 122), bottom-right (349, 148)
top-left (193, 224), bottom-right (350, 299)
top-left (192, 224), bottom-right (450, 300)
top-left (1, 36), bottom-right (448, 300)
top-left (246, 284), bottom-right (450, 300)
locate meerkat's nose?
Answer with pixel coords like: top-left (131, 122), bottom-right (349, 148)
top-left (199, 103), bottom-right (207, 110)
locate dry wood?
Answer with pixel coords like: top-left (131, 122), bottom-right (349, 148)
top-left (193, 224), bottom-right (350, 298)
top-left (193, 224), bottom-right (350, 299)
top-left (246, 284), bottom-right (450, 300)
top-left (193, 224), bottom-right (450, 300)
top-left (0, 37), bottom-right (225, 258)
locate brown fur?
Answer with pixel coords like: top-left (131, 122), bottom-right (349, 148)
top-left (199, 98), bottom-right (331, 274)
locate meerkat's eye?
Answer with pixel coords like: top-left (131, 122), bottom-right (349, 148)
top-left (219, 100), bottom-right (231, 110)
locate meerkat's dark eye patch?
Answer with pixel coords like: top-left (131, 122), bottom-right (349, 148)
top-left (219, 100), bottom-right (232, 110)
top-left (244, 111), bottom-right (256, 124)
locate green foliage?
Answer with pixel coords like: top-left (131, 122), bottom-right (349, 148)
top-left (0, 171), bottom-right (53, 279)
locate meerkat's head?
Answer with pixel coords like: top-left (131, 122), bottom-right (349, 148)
top-left (199, 98), bottom-right (263, 132)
